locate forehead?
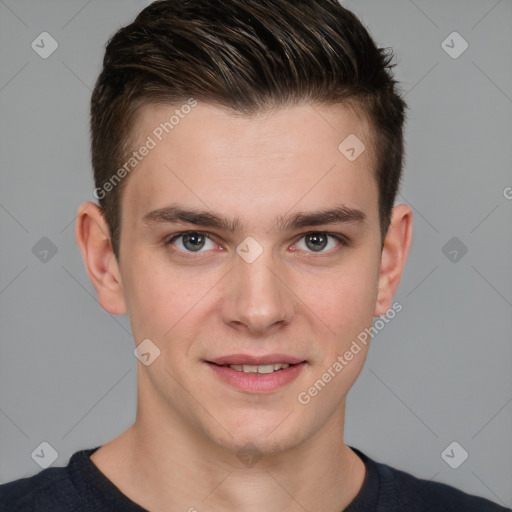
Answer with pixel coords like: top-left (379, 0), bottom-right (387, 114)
top-left (121, 102), bottom-right (379, 231)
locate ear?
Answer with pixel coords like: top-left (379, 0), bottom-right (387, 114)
top-left (374, 204), bottom-right (413, 317)
top-left (75, 202), bottom-right (126, 315)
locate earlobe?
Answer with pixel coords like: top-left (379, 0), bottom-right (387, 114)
top-left (374, 204), bottom-right (413, 317)
top-left (75, 202), bottom-right (127, 315)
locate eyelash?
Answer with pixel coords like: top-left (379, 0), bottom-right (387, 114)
top-left (164, 230), bottom-right (350, 257)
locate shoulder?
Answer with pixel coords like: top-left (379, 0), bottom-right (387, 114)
top-left (0, 448), bottom-right (98, 512)
top-left (0, 466), bottom-right (76, 511)
top-left (375, 455), bottom-right (510, 511)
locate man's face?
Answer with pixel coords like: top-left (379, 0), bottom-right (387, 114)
top-left (117, 103), bottom-right (383, 454)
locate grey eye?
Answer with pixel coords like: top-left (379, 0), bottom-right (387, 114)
top-left (182, 232), bottom-right (207, 251)
top-left (304, 232), bottom-right (328, 251)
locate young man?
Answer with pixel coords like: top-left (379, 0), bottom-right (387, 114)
top-left (1, 0), bottom-right (509, 510)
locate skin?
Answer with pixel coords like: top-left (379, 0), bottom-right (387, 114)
top-left (76, 102), bottom-right (412, 512)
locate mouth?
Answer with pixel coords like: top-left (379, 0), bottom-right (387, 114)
top-left (205, 355), bottom-right (307, 393)
top-left (209, 361), bottom-right (297, 374)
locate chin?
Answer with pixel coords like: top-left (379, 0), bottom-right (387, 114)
top-left (204, 410), bottom-right (310, 457)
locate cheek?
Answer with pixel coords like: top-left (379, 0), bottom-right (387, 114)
top-left (297, 255), bottom-right (379, 335)
top-left (297, 263), bottom-right (378, 408)
top-left (121, 256), bottom-right (177, 339)
top-left (121, 253), bottom-right (219, 343)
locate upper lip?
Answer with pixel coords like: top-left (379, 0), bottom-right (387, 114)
top-left (207, 354), bottom-right (305, 366)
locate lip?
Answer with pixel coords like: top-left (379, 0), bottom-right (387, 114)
top-left (208, 354), bottom-right (305, 366)
top-left (206, 358), bottom-right (307, 394)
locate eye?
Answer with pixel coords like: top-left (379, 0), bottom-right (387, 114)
top-left (293, 232), bottom-right (346, 253)
top-left (166, 231), bottom-right (217, 253)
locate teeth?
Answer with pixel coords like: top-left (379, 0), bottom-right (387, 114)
top-left (227, 363), bottom-right (291, 374)
top-left (257, 364), bottom-right (274, 374)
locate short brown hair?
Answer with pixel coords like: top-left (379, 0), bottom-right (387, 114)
top-left (91, 0), bottom-right (407, 259)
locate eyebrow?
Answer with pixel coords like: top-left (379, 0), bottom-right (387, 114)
top-left (142, 204), bottom-right (367, 232)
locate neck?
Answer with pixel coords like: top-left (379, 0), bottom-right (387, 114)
top-left (91, 393), bottom-right (366, 512)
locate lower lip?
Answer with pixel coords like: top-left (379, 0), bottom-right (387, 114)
top-left (207, 362), bottom-right (306, 393)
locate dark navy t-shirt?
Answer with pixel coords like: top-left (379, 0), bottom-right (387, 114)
top-left (1, 446), bottom-right (509, 511)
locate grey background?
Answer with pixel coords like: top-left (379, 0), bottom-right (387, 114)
top-left (1, 0), bottom-right (511, 506)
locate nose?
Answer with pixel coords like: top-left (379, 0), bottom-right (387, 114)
top-left (220, 251), bottom-right (295, 336)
